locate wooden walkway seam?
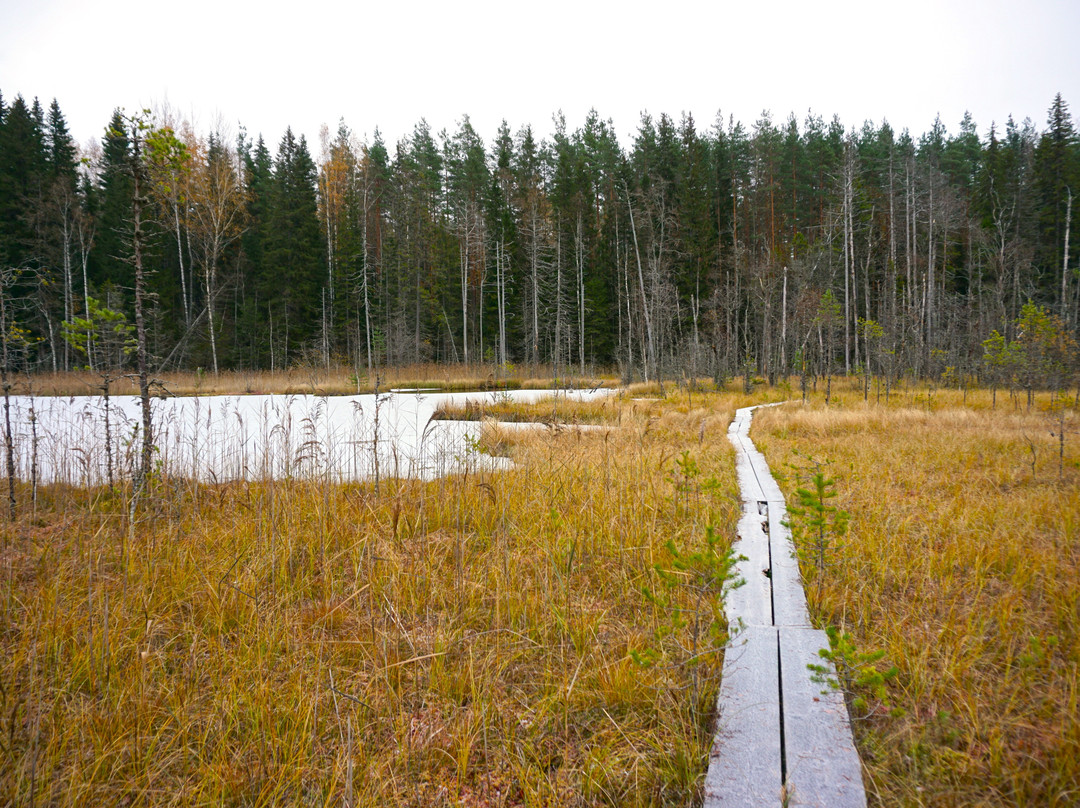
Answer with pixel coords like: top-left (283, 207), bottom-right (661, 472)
top-left (705, 405), bottom-right (866, 807)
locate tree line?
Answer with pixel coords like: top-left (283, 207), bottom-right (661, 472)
top-left (1, 90), bottom-right (1078, 387)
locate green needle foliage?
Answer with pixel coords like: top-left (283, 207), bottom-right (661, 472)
top-left (633, 526), bottom-right (741, 669)
top-left (785, 455), bottom-right (848, 596)
top-left (785, 455), bottom-right (897, 722)
top-left (632, 524), bottom-right (743, 737)
top-left (809, 625), bottom-right (901, 719)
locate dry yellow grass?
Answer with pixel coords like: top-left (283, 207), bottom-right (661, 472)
top-left (754, 389), bottom-right (1080, 806)
top-left (434, 395), bottom-right (625, 426)
top-left (0, 387), bottom-right (772, 807)
top-left (20, 365), bottom-right (620, 398)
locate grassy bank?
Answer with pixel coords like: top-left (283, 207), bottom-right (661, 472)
top-left (0, 388), bottom-right (777, 806)
top-left (754, 388), bottom-right (1080, 806)
top-left (17, 364), bottom-right (621, 399)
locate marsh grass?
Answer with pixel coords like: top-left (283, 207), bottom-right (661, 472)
top-left (433, 396), bottom-right (623, 426)
top-left (25, 365), bottom-right (620, 399)
top-left (755, 388), bottom-right (1080, 806)
top-left (0, 387), bottom-right (767, 807)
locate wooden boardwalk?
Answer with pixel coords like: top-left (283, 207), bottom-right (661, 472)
top-left (704, 405), bottom-right (866, 807)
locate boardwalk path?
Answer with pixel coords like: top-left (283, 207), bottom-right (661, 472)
top-left (704, 405), bottom-right (867, 807)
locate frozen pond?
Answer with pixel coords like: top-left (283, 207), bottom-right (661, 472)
top-left (4, 388), bottom-right (613, 486)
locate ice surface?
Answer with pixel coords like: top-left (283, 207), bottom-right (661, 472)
top-left (6, 388), bottom-right (612, 485)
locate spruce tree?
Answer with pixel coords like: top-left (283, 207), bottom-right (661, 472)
top-left (45, 99), bottom-right (77, 181)
top-left (0, 95), bottom-right (47, 269)
top-left (1033, 94), bottom-right (1078, 307)
top-left (94, 111), bottom-right (134, 293)
top-left (237, 132), bottom-right (273, 367)
top-left (263, 128), bottom-right (323, 367)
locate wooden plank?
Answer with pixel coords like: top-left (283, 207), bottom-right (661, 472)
top-left (725, 506), bottom-right (773, 628)
top-left (767, 501), bottom-right (810, 628)
top-left (730, 413), bottom-right (767, 503)
top-left (747, 449), bottom-right (786, 501)
top-left (733, 453), bottom-right (767, 502)
top-left (779, 627), bottom-right (867, 808)
top-left (704, 626), bottom-right (783, 807)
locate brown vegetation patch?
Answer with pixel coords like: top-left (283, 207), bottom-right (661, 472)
top-left (756, 389), bottom-right (1080, 806)
top-left (0, 387), bottom-right (753, 806)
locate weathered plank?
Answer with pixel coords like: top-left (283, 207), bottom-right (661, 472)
top-left (704, 625), bottom-right (783, 806)
top-left (746, 446), bottom-right (786, 501)
top-left (767, 501), bottom-right (810, 627)
top-left (730, 406), bottom-right (785, 501)
top-left (725, 505), bottom-right (773, 627)
top-left (729, 409), bottom-right (766, 502)
top-left (779, 627), bottom-right (867, 807)
top-left (733, 450), bottom-right (768, 504)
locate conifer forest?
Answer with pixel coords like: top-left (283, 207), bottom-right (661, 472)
top-left (1, 90), bottom-right (1078, 384)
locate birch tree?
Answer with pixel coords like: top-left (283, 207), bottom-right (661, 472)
top-left (186, 132), bottom-right (245, 375)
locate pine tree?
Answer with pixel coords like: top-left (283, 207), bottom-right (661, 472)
top-left (263, 128), bottom-right (323, 367)
top-left (93, 110), bottom-right (134, 292)
top-left (0, 95), bottom-right (47, 269)
top-left (237, 132), bottom-right (274, 367)
top-left (1033, 94), bottom-right (1078, 311)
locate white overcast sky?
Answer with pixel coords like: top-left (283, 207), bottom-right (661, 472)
top-left (2, 0), bottom-right (1078, 153)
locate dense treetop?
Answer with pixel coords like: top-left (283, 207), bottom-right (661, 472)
top-left (0, 91), bottom-right (1077, 383)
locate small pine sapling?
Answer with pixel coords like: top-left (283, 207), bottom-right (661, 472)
top-left (809, 625), bottom-right (901, 719)
top-left (670, 451), bottom-right (722, 527)
top-left (785, 455), bottom-right (849, 601)
top-left (632, 526), bottom-right (744, 728)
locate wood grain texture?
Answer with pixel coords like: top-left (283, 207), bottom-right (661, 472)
top-left (704, 625), bottom-right (783, 806)
top-left (779, 628), bottom-right (867, 807)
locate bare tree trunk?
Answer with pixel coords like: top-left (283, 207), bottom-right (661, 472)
top-left (78, 216), bottom-right (95, 372)
top-left (927, 181), bottom-right (935, 359)
top-left (173, 203), bottom-right (190, 327)
top-left (130, 123), bottom-right (153, 498)
top-left (461, 219), bottom-right (469, 366)
top-left (554, 215), bottom-right (563, 376)
top-left (322, 174), bottom-right (335, 370)
top-left (496, 239), bottom-right (507, 367)
top-left (780, 264), bottom-right (788, 376)
top-left (692, 290), bottom-right (700, 380)
top-left (888, 149), bottom-right (898, 334)
top-left (625, 187), bottom-right (654, 381)
top-left (1063, 186), bottom-right (1072, 326)
top-left (531, 205), bottom-right (540, 367)
top-left (0, 271), bottom-right (15, 521)
top-left (905, 157), bottom-right (915, 334)
top-left (624, 251), bottom-right (634, 378)
top-left (205, 253), bottom-right (219, 375)
top-left (60, 198), bottom-right (74, 371)
top-left (850, 191), bottom-right (860, 374)
top-left (843, 144), bottom-right (854, 375)
top-left (865, 211), bottom-right (873, 331)
top-left (577, 211), bottom-right (586, 375)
